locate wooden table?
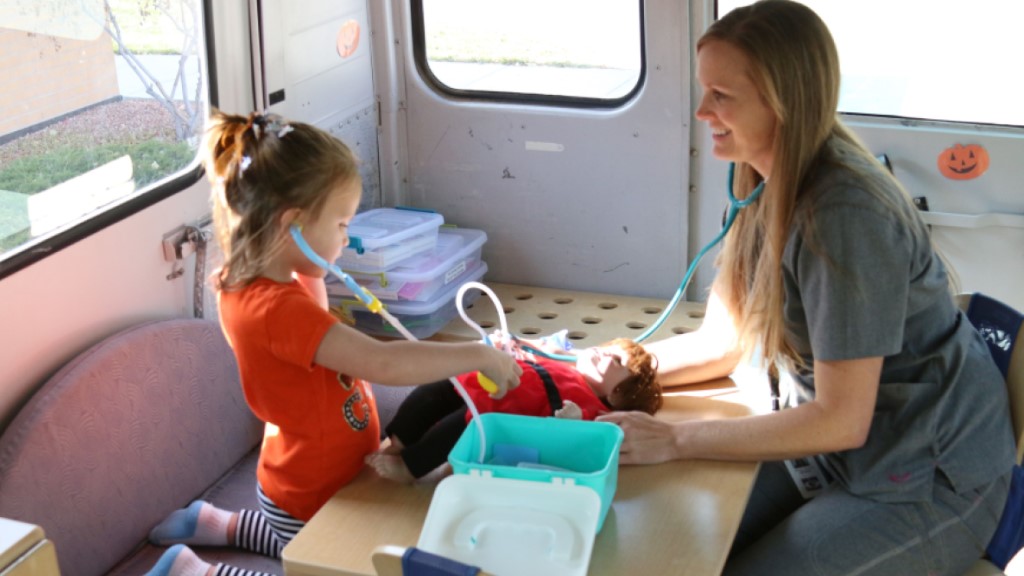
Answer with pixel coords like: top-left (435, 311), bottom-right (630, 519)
top-left (282, 385), bottom-right (759, 576)
top-left (283, 284), bottom-right (763, 575)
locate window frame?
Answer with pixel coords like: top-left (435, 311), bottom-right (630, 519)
top-left (0, 0), bottom-right (219, 281)
top-left (410, 0), bottom-right (648, 109)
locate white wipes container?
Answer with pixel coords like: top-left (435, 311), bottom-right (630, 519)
top-left (417, 475), bottom-right (601, 576)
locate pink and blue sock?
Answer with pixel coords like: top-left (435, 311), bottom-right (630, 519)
top-left (144, 544), bottom-right (212, 576)
top-left (149, 501), bottom-right (231, 546)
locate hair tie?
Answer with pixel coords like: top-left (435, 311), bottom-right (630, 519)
top-left (264, 113), bottom-right (294, 138)
top-left (250, 112), bottom-right (292, 139)
top-left (250, 113), bottom-right (265, 140)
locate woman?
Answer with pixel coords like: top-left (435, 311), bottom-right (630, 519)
top-left (596, 1), bottom-right (1014, 574)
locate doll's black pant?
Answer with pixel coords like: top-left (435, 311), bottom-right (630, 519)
top-left (384, 379), bottom-right (468, 479)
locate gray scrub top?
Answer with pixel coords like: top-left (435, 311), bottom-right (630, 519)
top-left (780, 152), bottom-right (1015, 502)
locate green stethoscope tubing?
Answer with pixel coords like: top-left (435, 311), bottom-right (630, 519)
top-left (518, 162), bottom-right (766, 362)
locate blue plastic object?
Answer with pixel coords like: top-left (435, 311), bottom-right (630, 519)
top-left (489, 443), bottom-right (540, 467)
top-left (289, 225), bottom-right (380, 312)
top-left (402, 547), bottom-right (480, 576)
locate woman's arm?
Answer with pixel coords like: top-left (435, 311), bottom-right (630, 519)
top-left (644, 287), bottom-right (744, 386)
top-left (598, 355), bottom-right (882, 464)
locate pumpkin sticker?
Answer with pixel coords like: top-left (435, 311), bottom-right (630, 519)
top-left (337, 20), bottom-right (360, 58)
top-left (937, 143), bottom-right (989, 181)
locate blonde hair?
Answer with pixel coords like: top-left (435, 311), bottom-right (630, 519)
top-left (702, 0), bottom-right (931, 369)
top-left (203, 109), bottom-right (359, 291)
top-left (602, 338), bottom-right (662, 415)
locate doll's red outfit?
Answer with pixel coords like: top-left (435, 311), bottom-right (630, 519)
top-left (385, 358), bottom-right (606, 478)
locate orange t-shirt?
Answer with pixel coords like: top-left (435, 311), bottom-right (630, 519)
top-left (218, 278), bottom-right (380, 521)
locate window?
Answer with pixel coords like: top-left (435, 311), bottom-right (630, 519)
top-left (0, 0), bottom-right (209, 272)
top-left (414, 0), bottom-right (644, 105)
top-left (717, 0), bottom-right (1024, 127)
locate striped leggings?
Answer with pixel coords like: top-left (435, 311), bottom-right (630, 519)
top-left (212, 484), bottom-right (304, 576)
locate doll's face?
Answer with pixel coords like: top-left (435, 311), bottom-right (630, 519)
top-left (575, 345), bottom-right (632, 398)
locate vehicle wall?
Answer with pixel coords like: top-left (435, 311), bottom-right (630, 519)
top-left (1, 0), bottom-right (1022, 434)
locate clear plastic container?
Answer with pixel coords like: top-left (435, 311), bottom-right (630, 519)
top-left (332, 261), bottom-right (488, 339)
top-left (337, 208), bottom-right (444, 272)
top-left (329, 228), bottom-right (487, 302)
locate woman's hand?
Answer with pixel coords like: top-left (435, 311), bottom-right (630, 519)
top-left (597, 411), bottom-right (682, 465)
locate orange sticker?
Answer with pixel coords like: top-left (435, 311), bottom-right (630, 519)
top-left (937, 143), bottom-right (989, 180)
top-left (337, 20), bottom-right (360, 58)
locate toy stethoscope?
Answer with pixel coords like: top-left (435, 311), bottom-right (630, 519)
top-left (288, 224), bottom-right (496, 462)
top-left (289, 162), bottom-right (765, 459)
top-left (511, 161), bottom-right (766, 362)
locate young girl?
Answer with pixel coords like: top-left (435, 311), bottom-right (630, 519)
top-left (367, 337), bottom-right (661, 483)
top-left (143, 110), bottom-right (522, 576)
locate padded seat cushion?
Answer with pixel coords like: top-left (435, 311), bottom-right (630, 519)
top-left (106, 449), bottom-right (282, 576)
top-left (0, 319), bottom-right (262, 576)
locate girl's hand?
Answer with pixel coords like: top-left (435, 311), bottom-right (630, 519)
top-left (596, 411), bottom-right (682, 465)
top-left (488, 330), bottom-right (534, 362)
top-left (479, 346), bottom-right (522, 399)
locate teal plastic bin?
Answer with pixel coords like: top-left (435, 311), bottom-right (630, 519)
top-left (448, 413), bottom-right (624, 531)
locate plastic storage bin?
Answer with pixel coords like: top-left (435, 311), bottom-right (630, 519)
top-left (447, 412), bottom-right (624, 532)
top-left (335, 261), bottom-right (488, 339)
top-left (337, 208), bottom-right (444, 271)
top-left (335, 228), bottom-right (487, 302)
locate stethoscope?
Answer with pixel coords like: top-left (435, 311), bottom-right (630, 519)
top-left (288, 162), bottom-right (765, 457)
top-left (292, 160), bottom-right (765, 366)
top-left (515, 161), bottom-right (767, 361)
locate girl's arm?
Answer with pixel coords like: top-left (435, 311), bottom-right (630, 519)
top-left (598, 355), bottom-right (882, 464)
top-left (314, 322), bottom-right (522, 393)
top-left (643, 287), bottom-right (744, 386)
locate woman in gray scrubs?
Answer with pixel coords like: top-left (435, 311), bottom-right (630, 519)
top-left (597, 1), bottom-right (1015, 574)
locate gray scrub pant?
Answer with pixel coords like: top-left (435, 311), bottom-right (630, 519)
top-left (724, 461), bottom-right (1011, 576)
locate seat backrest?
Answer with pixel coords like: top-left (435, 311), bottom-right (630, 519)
top-left (0, 319), bottom-right (262, 576)
top-left (958, 292), bottom-right (1024, 463)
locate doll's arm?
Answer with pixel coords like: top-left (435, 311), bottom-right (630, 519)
top-left (554, 400), bottom-right (583, 420)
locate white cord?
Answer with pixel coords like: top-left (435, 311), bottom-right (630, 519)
top-left (457, 281), bottom-right (510, 350)
top-left (377, 306), bottom-right (489, 464)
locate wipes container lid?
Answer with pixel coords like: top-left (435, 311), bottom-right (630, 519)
top-left (417, 474), bottom-right (600, 576)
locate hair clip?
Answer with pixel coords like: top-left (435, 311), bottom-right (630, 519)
top-left (239, 155), bottom-right (252, 175)
top-left (263, 114), bottom-right (293, 138)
